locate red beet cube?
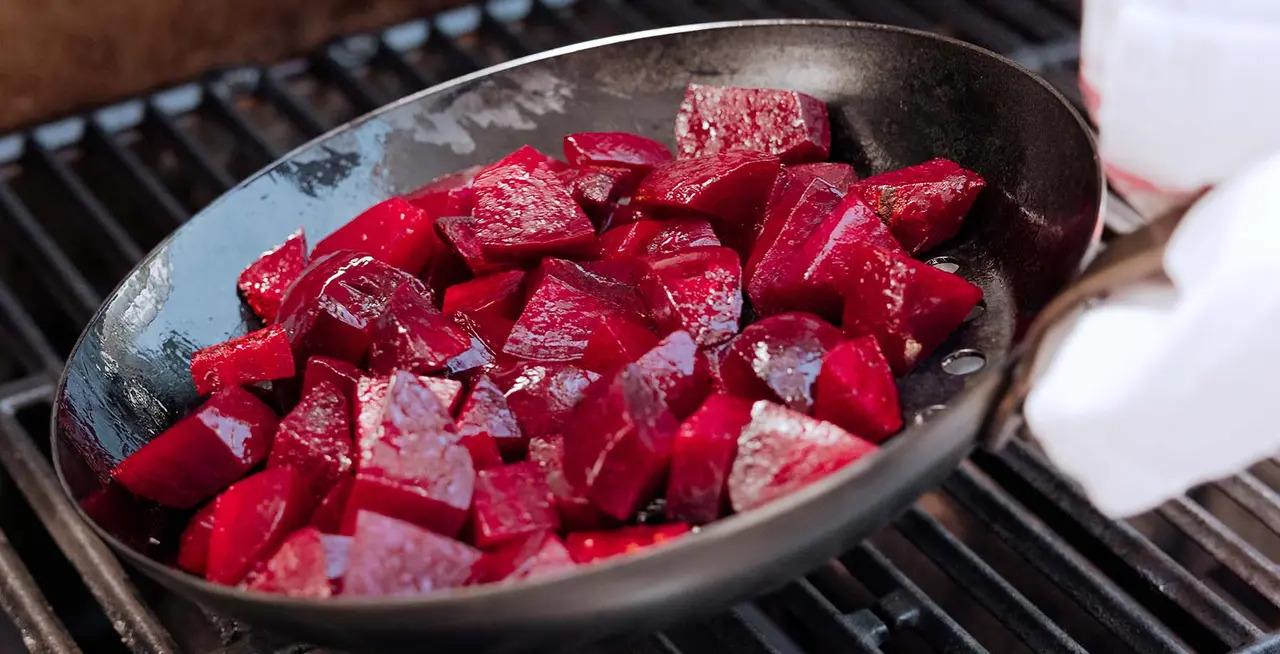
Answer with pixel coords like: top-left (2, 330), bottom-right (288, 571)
top-left (699, 342), bottom-right (731, 393)
top-left (639, 247), bottom-right (743, 347)
top-left (321, 534), bottom-right (352, 590)
top-left (312, 197), bottom-right (436, 274)
top-left (455, 374), bottom-right (524, 462)
top-left (852, 158), bottom-right (986, 255)
top-left (442, 270), bottom-right (527, 349)
top-left (489, 362), bottom-right (600, 439)
top-left (301, 356), bottom-right (361, 410)
top-left (366, 285), bottom-right (471, 375)
top-left (813, 337), bottom-right (902, 443)
top-left (206, 468), bottom-right (312, 585)
top-left (237, 229), bottom-right (307, 323)
top-left (527, 434), bottom-right (607, 530)
top-left (471, 152), bottom-right (596, 265)
top-left (310, 472), bottom-right (354, 534)
top-left (277, 251), bottom-right (425, 364)
top-left (563, 132), bottom-right (673, 171)
top-left (268, 380), bottom-right (353, 503)
top-left (676, 84), bottom-right (830, 164)
top-left (841, 245), bottom-right (983, 374)
top-left (564, 364), bottom-right (679, 520)
top-left (190, 324), bottom-right (295, 396)
top-left (424, 377), bottom-right (465, 414)
top-left (246, 527), bottom-right (333, 598)
top-left (404, 165), bottom-right (482, 218)
top-left (633, 331), bottom-right (712, 419)
top-left (526, 259), bottom-right (649, 318)
top-left (343, 372), bottom-right (475, 537)
top-left (745, 176), bottom-right (843, 317)
top-left (728, 401), bottom-right (878, 512)
top-left (480, 531), bottom-right (576, 582)
top-left (632, 151), bottom-right (780, 230)
top-left (557, 166), bottom-right (646, 223)
top-left (343, 510), bottom-right (482, 596)
top-left (436, 216), bottom-right (506, 276)
top-left (482, 145), bottom-right (568, 175)
top-left (353, 375), bottom-right (391, 452)
top-left (720, 313), bottom-right (843, 413)
top-left (564, 524), bottom-right (690, 564)
top-left (471, 462), bottom-right (559, 547)
top-left (112, 386), bottom-right (279, 508)
top-left (444, 312), bottom-right (500, 374)
top-left (597, 218), bottom-right (720, 260)
top-left (789, 162), bottom-right (858, 193)
top-left (177, 501), bottom-right (217, 575)
top-left (579, 318), bottom-right (660, 376)
top-left (665, 394), bottom-right (752, 524)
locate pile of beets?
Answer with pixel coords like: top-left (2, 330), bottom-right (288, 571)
top-left (107, 83), bottom-right (985, 598)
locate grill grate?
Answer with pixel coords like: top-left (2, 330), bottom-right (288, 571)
top-left (1, 1), bottom-right (1278, 652)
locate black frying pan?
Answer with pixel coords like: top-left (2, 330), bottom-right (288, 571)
top-left (51, 20), bottom-right (1103, 653)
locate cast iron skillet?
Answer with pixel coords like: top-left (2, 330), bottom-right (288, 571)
top-left (52, 20), bottom-right (1103, 653)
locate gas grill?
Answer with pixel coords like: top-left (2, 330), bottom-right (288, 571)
top-left (0, 1), bottom-right (1277, 652)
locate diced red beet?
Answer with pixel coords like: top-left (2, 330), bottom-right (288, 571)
top-left (246, 527), bottom-right (332, 598)
top-left (471, 462), bottom-right (559, 547)
top-left (436, 216), bottom-right (506, 276)
top-left (190, 324), bottom-right (295, 395)
top-left (633, 331), bottom-right (711, 419)
top-left (237, 230), bottom-right (307, 323)
top-left (699, 342), bottom-right (731, 393)
top-left (580, 257), bottom-right (647, 288)
top-left (789, 162), bottom-right (858, 193)
top-left (471, 152), bottom-right (596, 265)
top-left (557, 166), bottom-right (646, 223)
top-left (267, 380), bottom-right (353, 503)
top-left (728, 401), bottom-right (878, 512)
top-left (639, 247), bottom-right (743, 347)
top-left (353, 375), bottom-right (391, 453)
top-left (579, 318), bottom-right (660, 376)
top-left (719, 313), bottom-right (843, 413)
top-left (177, 501), bottom-right (218, 575)
top-left (206, 468), bottom-right (312, 585)
top-left (423, 377), bottom-right (465, 415)
top-left (455, 375), bottom-right (524, 462)
top-left (321, 534), bottom-right (352, 590)
top-left (564, 524), bottom-right (690, 564)
top-left (597, 218), bottom-right (720, 260)
top-left (312, 197), bottom-right (436, 274)
top-left (527, 435), bottom-right (607, 530)
top-left (343, 510), bottom-right (482, 596)
top-left (852, 158), bottom-right (985, 255)
top-left (564, 363), bottom-right (679, 520)
top-left (675, 84), bottom-right (830, 164)
top-left (301, 356), bottom-right (361, 411)
top-left (366, 285), bottom-right (471, 375)
top-left (403, 165), bottom-right (483, 218)
top-left (112, 386), bottom-right (279, 508)
top-left (490, 362), bottom-right (600, 439)
top-left (745, 176), bottom-right (843, 317)
top-left (563, 132), bottom-right (673, 171)
top-left (813, 337), bottom-right (902, 443)
top-left (524, 258), bottom-right (650, 319)
top-left (310, 472), bottom-right (354, 533)
top-left (277, 251), bottom-right (425, 364)
top-left (632, 152), bottom-right (780, 230)
top-left (480, 531), bottom-right (576, 582)
top-left (840, 244), bottom-right (983, 374)
top-left (343, 372), bottom-right (475, 537)
top-left (665, 394), bottom-right (752, 523)
top-left (481, 145), bottom-right (568, 175)
top-left (442, 270), bottom-right (527, 343)
top-left (444, 312), bottom-right (500, 374)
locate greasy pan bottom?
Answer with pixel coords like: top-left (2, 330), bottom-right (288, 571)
top-left (52, 20), bottom-right (1102, 653)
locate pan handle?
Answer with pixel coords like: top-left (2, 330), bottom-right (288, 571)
top-left (982, 191), bottom-right (1205, 449)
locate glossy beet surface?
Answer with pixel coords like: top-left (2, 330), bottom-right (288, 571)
top-left (719, 313), bottom-right (844, 413)
top-left (745, 175), bottom-right (843, 317)
top-left (676, 84), bottom-right (831, 164)
top-left (54, 22), bottom-right (1101, 653)
top-left (207, 468), bottom-right (312, 585)
top-left (632, 152), bottom-right (780, 230)
top-left (639, 247), bottom-right (742, 347)
top-left (563, 132), bottom-right (673, 171)
top-left (268, 381), bottom-right (354, 503)
top-left (246, 527), bottom-right (334, 598)
top-left (853, 158), bottom-right (986, 255)
top-left (596, 218), bottom-right (720, 260)
top-left (237, 230), bottom-right (307, 323)
top-left (344, 511), bottom-right (482, 596)
top-left (665, 395), bottom-right (752, 524)
top-left (311, 197), bottom-right (436, 274)
top-left (813, 337), bottom-right (903, 443)
top-left (471, 462), bottom-right (559, 547)
top-left (189, 324), bottom-right (294, 395)
top-left (471, 151), bottom-right (595, 264)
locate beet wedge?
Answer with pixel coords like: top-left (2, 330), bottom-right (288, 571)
top-left (267, 380), bottom-right (354, 504)
top-left (579, 317), bottom-right (660, 376)
top-left (436, 216), bottom-right (506, 276)
top-left (745, 176), bottom-right (843, 317)
top-left (639, 247), bottom-right (743, 347)
top-left (343, 510), bottom-right (482, 596)
top-left (366, 285), bottom-right (471, 375)
top-left (564, 524), bottom-right (690, 564)
top-left (597, 218), bottom-right (720, 260)
top-left (190, 324), bottom-right (294, 396)
top-left (177, 501), bottom-right (218, 575)
top-left (557, 166), bottom-right (646, 224)
top-left (442, 270), bottom-right (526, 350)
top-left (527, 434), bottom-right (607, 530)
top-left (789, 162), bottom-right (857, 193)
top-left (479, 531), bottom-right (576, 583)
top-left (404, 165), bottom-right (482, 218)
top-left (471, 151), bottom-right (596, 264)
top-left (455, 374), bottom-right (524, 462)
top-left (563, 132), bottom-right (672, 171)
top-left (490, 362), bottom-right (600, 440)
top-left (112, 386), bottom-right (279, 508)
top-left (852, 158), bottom-right (986, 255)
top-left (471, 462), bottom-right (560, 548)
top-left (665, 394), bottom-right (752, 524)
top-left (720, 312), bottom-right (844, 413)
top-left (312, 197), bottom-right (436, 274)
top-left (632, 151), bottom-right (780, 230)
top-left (246, 526), bottom-right (334, 598)
top-left (237, 230), bottom-right (307, 323)
top-left (633, 331), bottom-right (712, 420)
top-left (301, 356), bottom-right (361, 411)
top-left (675, 84), bottom-right (830, 164)
top-left (813, 336), bottom-right (903, 443)
top-left (206, 467), bottom-right (312, 586)
top-left (310, 472), bottom-right (354, 534)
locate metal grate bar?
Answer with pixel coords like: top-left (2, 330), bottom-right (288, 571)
top-left (896, 506), bottom-right (1088, 653)
top-left (651, 632), bottom-right (683, 654)
top-left (772, 579), bottom-right (885, 653)
top-left (482, 11), bottom-right (539, 56)
top-left (1160, 498), bottom-right (1280, 607)
top-left (258, 73), bottom-right (330, 138)
top-left (945, 463), bottom-right (1188, 654)
top-left (0, 526), bottom-right (81, 654)
top-left (318, 50), bottom-right (388, 113)
top-left (83, 124), bottom-right (189, 226)
top-left (376, 43), bottom-right (437, 95)
top-left (146, 104), bottom-right (236, 191)
top-left (0, 180), bottom-right (101, 320)
top-left (899, 0), bottom-right (1027, 51)
top-left (729, 604), bottom-right (806, 654)
top-left (203, 87), bottom-right (283, 163)
top-left (595, 0), bottom-right (658, 32)
top-left (435, 30), bottom-right (491, 76)
top-left (26, 141), bottom-right (145, 265)
top-left (533, 1), bottom-right (597, 43)
top-left (1217, 474), bottom-right (1280, 538)
top-left (0, 283), bottom-right (61, 375)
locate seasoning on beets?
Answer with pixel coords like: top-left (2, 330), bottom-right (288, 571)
top-left (106, 82), bottom-right (987, 598)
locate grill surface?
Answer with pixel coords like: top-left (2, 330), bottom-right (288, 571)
top-left (1, 1), bottom-right (1278, 652)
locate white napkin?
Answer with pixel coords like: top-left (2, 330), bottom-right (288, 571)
top-left (1024, 0), bottom-right (1280, 517)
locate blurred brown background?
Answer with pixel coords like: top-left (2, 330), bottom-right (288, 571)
top-left (0, 0), bottom-right (466, 131)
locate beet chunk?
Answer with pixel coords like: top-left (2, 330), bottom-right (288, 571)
top-left (312, 197), bottom-right (436, 274)
top-left (436, 216), bottom-right (506, 276)
top-left (455, 374), bottom-right (524, 462)
top-left (745, 176), bottom-right (843, 317)
top-left (310, 472), bottom-right (354, 534)
top-left (564, 524), bottom-right (690, 564)
top-left (190, 324), bottom-right (294, 395)
top-left (404, 165), bottom-right (482, 218)
top-left (343, 510), bottom-right (482, 596)
top-left (343, 371), bottom-right (475, 537)
top-left (472, 462), bottom-right (560, 547)
top-left (490, 362), bottom-right (600, 439)
top-left (366, 285), bottom-right (471, 375)
top-left (246, 527), bottom-right (333, 598)
top-left (852, 158), bottom-right (985, 255)
top-left (597, 218), bottom-right (720, 260)
top-left (112, 386), bottom-right (279, 508)
top-left (206, 468), bottom-right (312, 585)
top-left (527, 434), bottom-right (607, 530)
top-left (665, 394), bottom-right (751, 524)
top-left (277, 251), bottom-right (425, 364)
top-left (639, 247), bottom-right (743, 347)
top-left (482, 145), bottom-right (568, 175)
top-left (840, 244), bottom-right (983, 374)
top-left (177, 501), bottom-right (217, 575)
top-left (268, 380), bottom-right (353, 503)
top-left (789, 162), bottom-right (858, 193)
top-left (237, 230), bottom-right (307, 323)
top-left (720, 313), bottom-right (843, 413)
top-left (442, 270), bottom-right (526, 350)
top-left (564, 364), bottom-right (679, 520)
top-left (728, 401), bottom-right (877, 512)
top-left (632, 152), bottom-right (780, 230)
top-left (480, 531), bottom-right (576, 582)
top-left (443, 312), bottom-right (500, 375)
top-left (633, 331), bottom-right (711, 419)
top-left (301, 356), bottom-right (361, 410)
top-left (580, 318), bottom-right (660, 376)
top-left (675, 84), bottom-right (830, 164)
top-left (557, 166), bottom-right (646, 223)
top-left (471, 151), bottom-right (595, 264)
top-left (563, 132), bottom-right (673, 171)
top-left (813, 337), bottom-right (902, 443)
